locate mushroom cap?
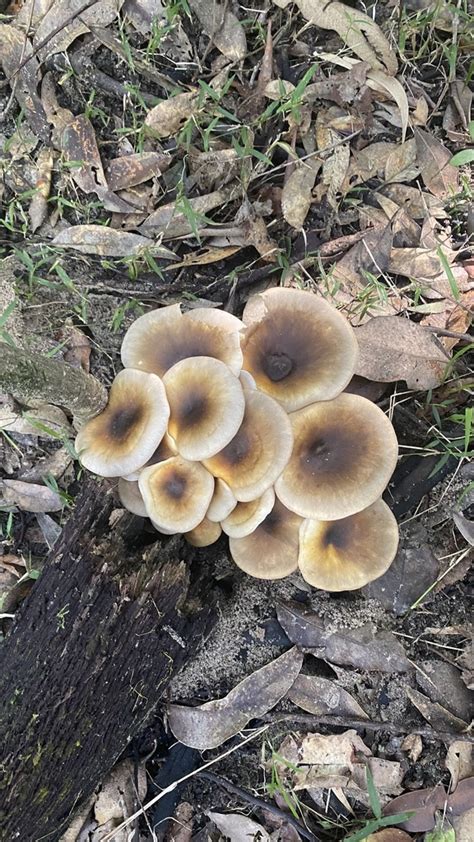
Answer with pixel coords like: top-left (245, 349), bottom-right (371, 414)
top-left (206, 479), bottom-right (237, 522)
top-left (75, 369), bottom-right (170, 478)
top-left (117, 478), bottom-right (148, 517)
top-left (163, 356), bottom-right (246, 461)
top-left (221, 487), bottom-right (275, 538)
top-left (229, 499), bottom-right (302, 580)
top-left (203, 388), bottom-right (293, 502)
top-left (239, 370), bottom-right (257, 390)
top-left (185, 308), bottom-right (244, 333)
top-left (275, 393), bottom-right (398, 520)
top-left (139, 456), bottom-right (214, 533)
top-left (185, 518), bottom-right (222, 547)
top-left (241, 287), bottom-right (358, 411)
top-left (122, 433), bottom-right (177, 481)
top-left (298, 498), bottom-right (399, 591)
top-left (121, 303), bottom-right (243, 377)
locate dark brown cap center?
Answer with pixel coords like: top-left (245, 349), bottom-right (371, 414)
top-left (263, 351), bottom-right (293, 382)
top-left (109, 405), bottom-right (142, 441)
top-left (178, 391), bottom-right (207, 427)
top-left (164, 471), bottom-right (187, 500)
top-left (221, 429), bottom-right (251, 466)
top-left (322, 522), bottom-right (349, 550)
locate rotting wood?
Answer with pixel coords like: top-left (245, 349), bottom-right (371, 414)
top-left (0, 478), bottom-right (215, 842)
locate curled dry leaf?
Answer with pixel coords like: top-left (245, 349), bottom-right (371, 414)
top-left (383, 784), bottom-right (447, 832)
top-left (140, 184), bottom-right (243, 237)
top-left (29, 147), bottom-right (54, 233)
top-left (362, 537), bottom-right (440, 615)
top-left (414, 128), bottom-right (459, 199)
top-left (0, 404), bottom-right (73, 438)
top-left (52, 225), bottom-right (175, 258)
top-left (446, 741), bottom-right (474, 791)
top-left (354, 315), bottom-right (450, 390)
top-left (287, 673), bottom-right (369, 719)
top-left (380, 184), bottom-right (447, 220)
top-left (282, 160), bottom-right (321, 230)
top-left (208, 812), bottom-right (271, 842)
top-left (385, 139), bottom-right (419, 183)
top-left (272, 0), bottom-right (397, 74)
top-left (33, 0), bottom-right (125, 59)
top-left (416, 660), bottom-right (474, 724)
top-left (167, 647), bottom-right (303, 750)
top-left (105, 152), bottom-right (171, 191)
top-left (406, 687), bottom-right (469, 733)
top-left (0, 479), bottom-right (63, 513)
top-left (190, 0), bottom-right (247, 61)
top-left (331, 223), bottom-right (392, 296)
top-left (0, 25), bottom-right (50, 143)
top-left (144, 91), bottom-right (199, 138)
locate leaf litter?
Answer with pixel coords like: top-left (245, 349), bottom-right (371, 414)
top-left (0, 0), bottom-right (473, 838)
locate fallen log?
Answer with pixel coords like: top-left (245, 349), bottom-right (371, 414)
top-left (0, 478), bottom-right (215, 841)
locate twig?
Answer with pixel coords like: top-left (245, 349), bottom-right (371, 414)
top-left (424, 326), bottom-right (473, 345)
top-left (198, 771), bottom-right (318, 842)
top-left (262, 712), bottom-right (474, 744)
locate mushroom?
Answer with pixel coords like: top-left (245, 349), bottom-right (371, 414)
top-left (185, 308), bottom-right (244, 333)
top-left (203, 388), bottom-right (293, 502)
top-left (241, 287), bottom-right (358, 411)
top-left (185, 518), bottom-right (222, 547)
top-left (229, 499), bottom-right (302, 579)
top-left (298, 498), bottom-right (399, 591)
top-left (221, 487), bottom-right (275, 538)
top-left (139, 456), bottom-right (214, 533)
top-left (163, 356), bottom-right (246, 461)
top-left (275, 393), bottom-right (398, 520)
top-left (75, 369), bottom-right (170, 478)
top-left (121, 303), bottom-right (243, 377)
top-left (117, 478), bottom-right (148, 517)
top-left (239, 370), bottom-right (257, 390)
top-left (122, 433), bottom-right (177, 481)
top-left (206, 479), bottom-right (237, 522)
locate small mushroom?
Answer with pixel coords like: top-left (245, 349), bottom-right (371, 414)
top-left (117, 478), bottom-right (148, 517)
top-left (275, 393), bottom-right (398, 520)
top-left (185, 518), bottom-right (222, 547)
top-left (203, 388), bottom-right (293, 502)
top-left (163, 356), bottom-right (246, 461)
top-left (298, 499), bottom-right (399, 591)
top-left (221, 487), bottom-right (275, 538)
top-left (75, 369), bottom-right (170, 478)
top-left (139, 456), bottom-right (214, 533)
top-left (241, 287), bottom-right (358, 411)
top-left (121, 303), bottom-right (243, 377)
top-left (229, 499), bottom-right (302, 579)
top-left (206, 479), bottom-right (237, 522)
top-left (122, 433), bottom-right (177, 481)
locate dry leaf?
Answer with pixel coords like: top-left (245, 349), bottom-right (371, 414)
top-left (380, 184), bottom-right (447, 219)
top-left (342, 141), bottom-right (397, 192)
top-left (208, 812), bottom-right (271, 842)
top-left (407, 687), bottom-right (468, 733)
top-left (383, 784), bottom-right (447, 832)
top-left (421, 289), bottom-right (474, 351)
top-left (265, 79), bottom-right (296, 99)
top-left (331, 223), bottom-right (392, 295)
top-left (167, 246), bottom-right (241, 269)
top-left (144, 91), bottom-right (200, 138)
top-left (273, 0), bottom-right (397, 74)
top-left (29, 147), bottom-right (54, 233)
top-left (287, 674), bottom-right (369, 719)
top-left (385, 139), bottom-right (419, 183)
top-left (0, 479), bottom-right (63, 513)
top-left (52, 225), bottom-right (175, 258)
top-left (446, 741), bottom-right (474, 791)
top-left (416, 660), bottom-right (473, 724)
top-left (190, 0), bottom-right (247, 61)
top-left (0, 24), bottom-right (49, 143)
top-left (140, 184), bottom-right (243, 237)
top-left (281, 160), bottom-right (320, 229)
top-left (235, 199), bottom-right (279, 261)
top-left (105, 152), bottom-right (171, 191)
top-left (0, 404), bottom-right (73, 438)
top-left (354, 315), bottom-right (450, 389)
top-left (33, 0), bottom-right (125, 59)
top-left (167, 648), bottom-right (303, 750)
top-left (414, 128), bottom-right (460, 199)
top-left (401, 734), bottom-right (423, 763)
top-left (362, 538), bottom-right (439, 615)
top-left (367, 832), bottom-right (413, 841)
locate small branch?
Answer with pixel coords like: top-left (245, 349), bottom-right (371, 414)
top-left (0, 342), bottom-right (107, 425)
top-left (424, 326), bottom-right (473, 345)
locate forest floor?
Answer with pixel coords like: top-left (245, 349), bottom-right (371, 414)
top-left (0, 0), bottom-right (473, 840)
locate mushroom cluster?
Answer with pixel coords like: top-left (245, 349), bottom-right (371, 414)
top-left (75, 288), bottom-right (399, 591)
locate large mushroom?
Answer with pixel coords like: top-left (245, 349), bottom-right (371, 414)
top-left (298, 499), bottom-right (399, 591)
top-left (275, 393), bottom-right (398, 520)
top-left (75, 369), bottom-right (170, 478)
top-left (185, 518), bottom-right (222, 547)
top-left (203, 388), bottom-right (293, 502)
top-left (121, 304), bottom-right (243, 377)
top-left (122, 433), bottom-right (177, 481)
top-left (163, 356), bottom-right (246, 461)
top-left (221, 487), bottom-right (275, 538)
top-left (229, 499), bottom-right (302, 579)
top-left (139, 456), bottom-right (214, 533)
top-left (241, 287), bottom-right (358, 411)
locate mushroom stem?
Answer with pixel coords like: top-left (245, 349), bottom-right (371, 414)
top-left (0, 342), bottom-right (107, 427)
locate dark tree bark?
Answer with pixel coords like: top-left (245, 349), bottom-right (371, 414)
top-left (0, 479), bottom-right (215, 842)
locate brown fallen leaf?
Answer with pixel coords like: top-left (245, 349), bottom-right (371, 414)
top-left (190, 0), bottom-right (247, 61)
top-left (33, 0), bottom-right (125, 59)
top-left (366, 832), bottom-right (413, 841)
top-left (0, 404), bottom-right (73, 438)
top-left (287, 674), bottom-right (369, 719)
top-left (332, 223), bottom-right (392, 295)
top-left (208, 812), bottom-right (271, 842)
top-left (52, 225), bottom-right (175, 258)
top-left (272, 0), bottom-right (397, 74)
top-left (416, 660), bottom-right (474, 725)
top-left (140, 184), bottom-right (243, 237)
top-left (380, 183), bottom-right (447, 219)
top-left (0, 479), bottom-right (63, 513)
top-left (281, 159), bottom-right (320, 230)
top-left (446, 741), bottom-right (474, 791)
top-left (276, 603), bottom-right (411, 672)
top-left (188, 148), bottom-right (240, 192)
top-left (414, 128), bottom-right (460, 199)
top-left (29, 147), bottom-right (54, 233)
top-left (58, 325), bottom-right (91, 373)
top-left (0, 24), bottom-right (50, 143)
top-left (407, 687), bottom-right (468, 733)
top-left (341, 142), bottom-right (398, 193)
top-left (354, 315), bottom-right (450, 390)
top-left (421, 289), bottom-right (474, 351)
top-left (167, 647), bottom-right (303, 750)
top-left (144, 91), bottom-right (200, 139)
top-left (166, 246), bottom-right (241, 269)
top-left (105, 152), bottom-right (171, 191)
top-left (385, 139), bottom-right (419, 183)
top-left (362, 535), bottom-right (439, 615)
top-left (383, 784), bottom-right (447, 832)
top-left (235, 199), bottom-right (279, 262)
